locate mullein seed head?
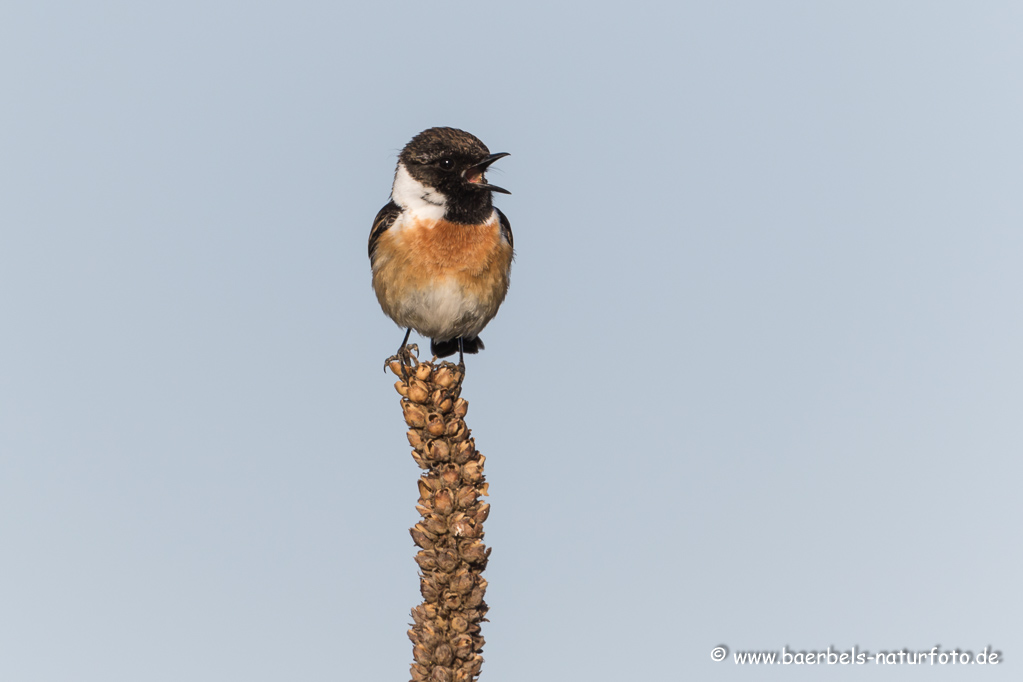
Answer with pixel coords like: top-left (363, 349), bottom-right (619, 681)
top-left (393, 353), bottom-right (491, 682)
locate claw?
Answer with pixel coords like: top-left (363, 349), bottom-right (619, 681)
top-left (385, 343), bottom-right (422, 381)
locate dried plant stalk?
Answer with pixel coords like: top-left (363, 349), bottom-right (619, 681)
top-left (388, 349), bottom-right (490, 682)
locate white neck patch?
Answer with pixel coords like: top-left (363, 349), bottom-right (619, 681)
top-left (391, 162), bottom-right (447, 222)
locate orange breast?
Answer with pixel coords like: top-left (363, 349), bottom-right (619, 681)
top-left (371, 216), bottom-right (514, 327)
top-left (406, 217), bottom-right (505, 272)
top-left (378, 217), bottom-right (510, 284)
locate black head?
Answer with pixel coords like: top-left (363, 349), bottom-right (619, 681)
top-left (398, 127), bottom-right (510, 224)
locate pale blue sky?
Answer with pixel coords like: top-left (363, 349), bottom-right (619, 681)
top-left (2, 2), bottom-right (1021, 680)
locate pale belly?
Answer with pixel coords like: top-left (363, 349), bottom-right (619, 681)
top-left (385, 277), bottom-right (495, 340)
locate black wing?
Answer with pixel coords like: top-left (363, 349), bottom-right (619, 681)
top-left (496, 207), bottom-right (513, 249)
top-left (368, 201), bottom-right (401, 261)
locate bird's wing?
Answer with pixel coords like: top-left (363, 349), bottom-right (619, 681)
top-left (496, 207), bottom-right (513, 249)
top-left (368, 201), bottom-right (402, 261)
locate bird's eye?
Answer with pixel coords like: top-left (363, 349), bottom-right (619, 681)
top-left (438, 158), bottom-right (454, 171)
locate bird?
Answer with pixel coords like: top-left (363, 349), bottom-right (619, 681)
top-left (369, 127), bottom-right (513, 364)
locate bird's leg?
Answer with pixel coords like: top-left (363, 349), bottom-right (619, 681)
top-left (457, 337), bottom-right (466, 374)
top-left (384, 328), bottom-right (416, 377)
top-left (398, 327), bottom-right (412, 356)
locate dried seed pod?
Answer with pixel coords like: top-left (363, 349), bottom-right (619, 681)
top-left (388, 360), bottom-right (404, 376)
top-left (449, 514), bottom-right (475, 538)
top-left (453, 398), bottom-right (468, 418)
top-left (414, 550), bottom-right (437, 571)
top-left (408, 381), bottom-right (430, 404)
top-left (424, 515), bottom-right (447, 535)
top-left (432, 488), bottom-right (454, 515)
top-left (410, 525), bottom-right (435, 549)
top-left (435, 549), bottom-right (458, 572)
top-left (466, 656), bottom-right (483, 676)
top-left (461, 460), bottom-right (482, 484)
top-left (395, 381), bottom-right (409, 397)
top-left (473, 503), bottom-right (490, 524)
top-left (418, 622), bottom-right (443, 647)
top-left (449, 424), bottom-right (469, 442)
top-left (426, 414), bottom-right (446, 436)
top-left (426, 439), bottom-right (450, 462)
top-left (458, 540), bottom-right (488, 564)
top-left (449, 570), bottom-right (475, 595)
top-left (408, 430), bottom-right (424, 450)
top-left (454, 486), bottom-right (475, 509)
top-left (464, 585), bottom-right (486, 608)
top-left (452, 634), bottom-right (473, 660)
top-left (452, 440), bottom-right (474, 464)
top-left (403, 403), bottom-right (427, 428)
top-left (462, 609), bottom-right (485, 627)
top-left (415, 363), bottom-right (433, 382)
top-left (439, 464), bottom-right (461, 486)
top-left (420, 577), bottom-right (442, 603)
top-left (412, 522), bottom-right (435, 539)
top-left (411, 603), bottom-right (435, 624)
top-left (432, 643), bottom-right (454, 666)
top-left (433, 366), bottom-right (455, 388)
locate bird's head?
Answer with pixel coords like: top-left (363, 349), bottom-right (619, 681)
top-left (393, 127), bottom-right (509, 224)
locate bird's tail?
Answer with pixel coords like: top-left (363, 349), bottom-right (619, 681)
top-left (431, 336), bottom-right (484, 358)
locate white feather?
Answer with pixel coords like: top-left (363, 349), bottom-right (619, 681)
top-left (391, 162), bottom-right (446, 222)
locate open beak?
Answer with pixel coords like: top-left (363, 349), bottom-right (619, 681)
top-left (463, 152), bottom-right (511, 194)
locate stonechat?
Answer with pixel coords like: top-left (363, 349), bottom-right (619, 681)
top-left (369, 127), bottom-right (513, 362)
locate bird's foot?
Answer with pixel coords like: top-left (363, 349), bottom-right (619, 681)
top-left (384, 343), bottom-right (419, 379)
